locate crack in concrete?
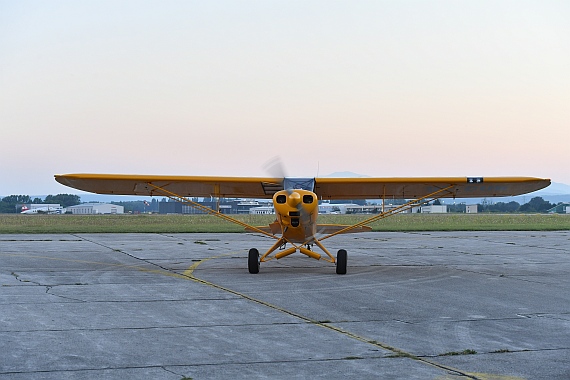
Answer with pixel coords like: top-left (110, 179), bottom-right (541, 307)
top-left (11, 272), bottom-right (87, 302)
top-left (176, 266), bottom-right (480, 379)
top-left (1, 321), bottom-right (309, 334)
top-left (49, 233), bottom-right (561, 380)
top-left (72, 234), bottom-right (181, 276)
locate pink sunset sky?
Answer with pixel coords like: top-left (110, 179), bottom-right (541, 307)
top-left (1, 1), bottom-right (568, 195)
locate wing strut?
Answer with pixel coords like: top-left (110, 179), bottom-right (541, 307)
top-left (319, 184), bottom-right (456, 241)
top-left (146, 183), bottom-right (279, 240)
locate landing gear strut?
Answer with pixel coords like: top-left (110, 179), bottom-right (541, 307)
top-left (336, 249), bottom-right (347, 275)
top-left (248, 248), bottom-right (260, 274)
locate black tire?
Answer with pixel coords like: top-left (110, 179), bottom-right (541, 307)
top-left (336, 249), bottom-right (347, 275)
top-left (248, 248), bottom-right (260, 274)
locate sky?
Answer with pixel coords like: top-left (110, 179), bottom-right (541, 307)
top-left (1, 0), bottom-right (569, 195)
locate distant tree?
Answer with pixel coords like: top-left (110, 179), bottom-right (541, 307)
top-left (488, 201), bottom-right (520, 213)
top-left (0, 195), bottom-right (32, 213)
top-left (433, 199), bottom-right (442, 205)
top-left (1, 195), bottom-right (31, 203)
top-left (447, 203), bottom-right (466, 213)
top-left (32, 197), bottom-right (43, 204)
top-left (505, 201), bottom-right (521, 213)
top-left (44, 194), bottom-right (81, 207)
top-left (501, 201), bottom-right (521, 213)
top-left (519, 196), bottom-right (553, 213)
top-left (112, 201), bottom-right (152, 213)
top-left (479, 198), bottom-right (493, 212)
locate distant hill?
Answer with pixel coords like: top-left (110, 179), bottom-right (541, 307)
top-left (438, 182), bottom-right (570, 205)
top-left (537, 182), bottom-right (570, 195)
top-left (503, 182), bottom-right (570, 204)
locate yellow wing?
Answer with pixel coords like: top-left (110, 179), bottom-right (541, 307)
top-left (55, 174), bottom-right (282, 198)
top-left (55, 174), bottom-right (550, 199)
top-left (314, 177), bottom-right (550, 199)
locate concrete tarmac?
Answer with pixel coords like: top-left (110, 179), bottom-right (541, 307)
top-left (1, 231), bottom-right (570, 379)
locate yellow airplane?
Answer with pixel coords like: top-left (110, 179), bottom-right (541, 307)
top-left (55, 174), bottom-right (550, 274)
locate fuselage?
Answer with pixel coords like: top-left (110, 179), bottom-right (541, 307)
top-left (272, 189), bottom-right (319, 243)
top-left (21, 207), bottom-right (62, 214)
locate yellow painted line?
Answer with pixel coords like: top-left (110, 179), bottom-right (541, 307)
top-left (185, 252), bottom-right (526, 380)
top-left (182, 252), bottom-right (237, 277)
top-left (3, 251), bottom-right (525, 380)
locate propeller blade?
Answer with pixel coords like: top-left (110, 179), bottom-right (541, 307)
top-left (262, 156), bottom-right (287, 180)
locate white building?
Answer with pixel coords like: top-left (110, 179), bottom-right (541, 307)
top-left (466, 204), bottom-right (478, 213)
top-left (67, 203), bottom-right (124, 215)
top-left (421, 205), bottom-right (448, 213)
top-left (566, 206), bottom-right (570, 214)
top-left (319, 203), bottom-right (360, 214)
top-left (249, 206), bottom-right (275, 215)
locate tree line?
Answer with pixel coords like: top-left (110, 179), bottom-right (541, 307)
top-left (0, 194), bottom-right (562, 214)
top-left (0, 195), bottom-right (160, 214)
top-left (0, 194), bottom-right (80, 213)
top-left (445, 196), bottom-right (557, 213)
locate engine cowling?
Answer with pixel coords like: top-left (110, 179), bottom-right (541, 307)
top-left (273, 189), bottom-right (319, 242)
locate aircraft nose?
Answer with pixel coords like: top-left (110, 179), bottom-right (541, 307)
top-left (287, 192), bottom-right (301, 207)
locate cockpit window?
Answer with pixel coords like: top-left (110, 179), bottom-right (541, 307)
top-left (283, 178), bottom-right (315, 192)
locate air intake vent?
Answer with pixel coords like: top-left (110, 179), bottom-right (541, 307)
top-left (262, 181), bottom-right (283, 195)
top-left (303, 195), bottom-right (314, 204)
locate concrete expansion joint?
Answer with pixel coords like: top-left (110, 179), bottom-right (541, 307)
top-left (181, 248), bottom-right (491, 380)
top-left (77, 234), bottom-right (178, 275)
top-left (160, 366), bottom-right (186, 378)
top-left (10, 271), bottom-right (41, 287)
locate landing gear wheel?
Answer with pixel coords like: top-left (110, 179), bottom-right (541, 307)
top-left (336, 249), bottom-right (347, 275)
top-left (248, 248), bottom-right (260, 274)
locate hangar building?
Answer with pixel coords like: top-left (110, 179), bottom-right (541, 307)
top-left (67, 203), bottom-right (124, 215)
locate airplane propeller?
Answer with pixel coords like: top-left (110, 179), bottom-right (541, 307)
top-left (262, 156), bottom-right (311, 228)
top-left (262, 156), bottom-right (288, 181)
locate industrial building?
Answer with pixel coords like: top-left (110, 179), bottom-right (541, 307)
top-left (67, 203), bottom-right (124, 215)
top-left (249, 206), bottom-right (275, 215)
top-left (466, 204), bottom-right (478, 213)
top-left (420, 205), bottom-right (448, 213)
top-left (546, 203), bottom-right (570, 214)
top-left (157, 199), bottom-right (456, 215)
top-left (320, 203), bottom-right (360, 214)
top-left (158, 199), bottom-right (273, 214)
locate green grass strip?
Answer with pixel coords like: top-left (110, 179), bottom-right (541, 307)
top-left (0, 213), bottom-right (568, 234)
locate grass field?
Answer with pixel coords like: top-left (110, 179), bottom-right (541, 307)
top-left (0, 213), bottom-right (569, 234)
